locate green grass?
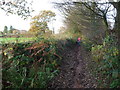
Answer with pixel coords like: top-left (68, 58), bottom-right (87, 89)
top-left (0, 37), bottom-right (35, 44)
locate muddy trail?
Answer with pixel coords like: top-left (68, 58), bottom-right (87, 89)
top-left (48, 43), bottom-right (98, 88)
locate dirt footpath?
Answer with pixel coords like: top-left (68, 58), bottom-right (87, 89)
top-left (48, 44), bottom-right (98, 88)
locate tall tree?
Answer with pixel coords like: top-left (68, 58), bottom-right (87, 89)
top-left (29, 10), bottom-right (56, 35)
top-left (109, 1), bottom-right (120, 51)
top-left (3, 26), bottom-right (8, 34)
top-left (9, 25), bottom-right (14, 33)
top-left (54, 1), bottom-right (116, 32)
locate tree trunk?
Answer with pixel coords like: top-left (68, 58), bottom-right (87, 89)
top-left (111, 2), bottom-right (120, 51)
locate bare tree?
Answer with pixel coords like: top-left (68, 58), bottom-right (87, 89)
top-left (0, 0), bottom-right (34, 19)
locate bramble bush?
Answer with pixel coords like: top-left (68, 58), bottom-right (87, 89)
top-left (2, 38), bottom-right (61, 88)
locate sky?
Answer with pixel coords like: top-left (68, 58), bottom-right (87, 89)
top-left (0, 0), bottom-right (64, 33)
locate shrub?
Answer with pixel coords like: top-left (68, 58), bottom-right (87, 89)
top-left (2, 38), bottom-right (60, 88)
top-left (91, 35), bottom-right (120, 88)
top-left (82, 39), bottom-right (93, 51)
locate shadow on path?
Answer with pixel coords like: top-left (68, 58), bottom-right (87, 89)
top-left (48, 43), bottom-right (97, 88)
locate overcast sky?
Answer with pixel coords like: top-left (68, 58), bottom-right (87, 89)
top-left (0, 0), bottom-right (64, 33)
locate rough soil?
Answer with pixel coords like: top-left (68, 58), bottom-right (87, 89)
top-left (48, 43), bottom-right (98, 88)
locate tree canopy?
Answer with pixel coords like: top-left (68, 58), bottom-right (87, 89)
top-left (29, 10), bottom-right (56, 35)
top-left (0, 0), bottom-right (34, 19)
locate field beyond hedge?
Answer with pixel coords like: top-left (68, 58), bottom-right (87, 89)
top-left (0, 37), bottom-right (35, 44)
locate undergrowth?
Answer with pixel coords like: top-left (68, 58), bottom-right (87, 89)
top-left (2, 37), bottom-right (61, 88)
top-left (91, 35), bottom-right (120, 88)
